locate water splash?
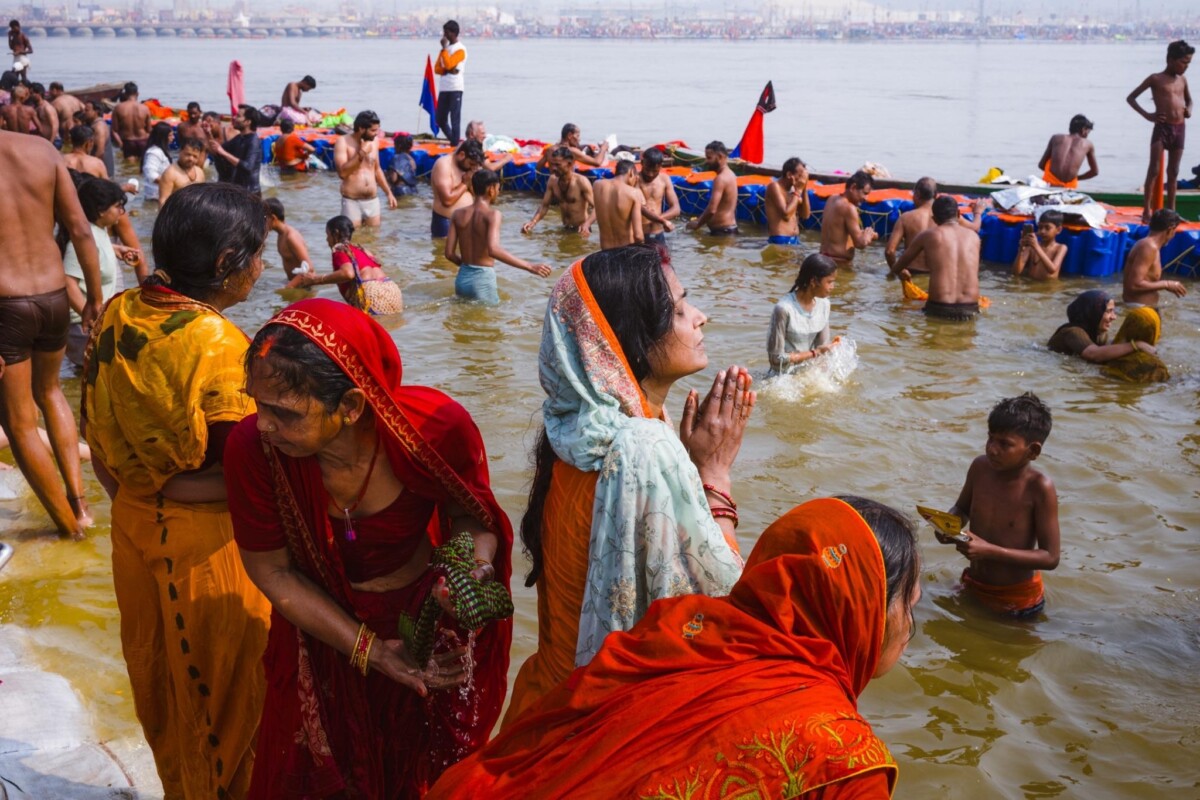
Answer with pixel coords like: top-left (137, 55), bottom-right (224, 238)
top-left (758, 338), bottom-right (860, 402)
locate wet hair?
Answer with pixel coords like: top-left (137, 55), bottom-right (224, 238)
top-left (561, 122), bottom-right (579, 140)
top-left (1061, 289), bottom-right (1112, 344)
top-left (443, 20), bottom-right (460, 35)
top-left (781, 156), bottom-right (806, 175)
top-left (246, 323), bottom-right (355, 413)
top-left (914, 176), bottom-right (938, 203)
top-left (642, 147), bottom-right (663, 168)
top-left (279, 118), bottom-right (295, 134)
top-left (835, 496), bottom-right (920, 640)
top-left (238, 104), bottom-right (261, 131)
top-left (550, 145), bottom-right (572, 163)
top-left (28, 81), bottom-right (44, 96)
top-left (521, 244), bottom-right (675, 587)
top-left (705, 140), bottom-right (728, 156)
top-left (988, 392), bottom-right (1052, 445)
top-left (301, 75), bottom-right (316, 89)
top-left (788, 253), bottom-right (838, 293)
top-left (1039, 210), bottom-right (1064, 229)
top-left (145, 183), bottom-right (267, 304)
top-left (395, 133), bottom-right (414, 153)
top-left (1167, 40), bottom-right (1194, 61)
top-left (142, 122), bottom-right (174, 172)
top-left (932, 195), bottom-right (959, 224)
top-left (186, 101), bottom-right (202, 113)
top-left (847, 170), bottom-right (874, 192)
top-left (178, 137), bottom-right (204, 153)
top-left (614, 159), bottom-right (636, 176)
top-left (49, 81), bottom-right (63, 92)
top-left (264, 197), bottom-right (285, 221)
top-left (457, 138), bottom-right (485, 165)
top-left (326, 215), bottom-right (355, 243)
top-left (353, 110), bottom-right (380, 132)
top-left (122, 82), bottom-right (138, 98)
top-left (77, 178), bottom-right (126, 223)
top-left (69, 124), bottom-right (94, 149)
top-left (1149, 208), bottom-right (1182, 232)
top-left (1069, 114), bottom-right (1094, 134)
top-left (472, 168), bottom-right (500, 195)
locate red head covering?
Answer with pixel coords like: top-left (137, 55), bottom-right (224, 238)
top-left (226, 298), bottom-right (513, 797)
top-left (428, 498), bottom-right (898, 799)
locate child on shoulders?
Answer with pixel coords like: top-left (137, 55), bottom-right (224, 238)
top-left (942, 393), bottom-right (1061, 618)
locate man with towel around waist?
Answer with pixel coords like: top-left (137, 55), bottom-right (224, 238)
top-left (1037, 114), bottom-right (1098, 189)
top-left (894, 195), bottom-right (982, 321)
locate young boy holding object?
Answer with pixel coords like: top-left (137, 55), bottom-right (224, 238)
top-left (940, 393), bottom-right (1061, 618)
top-left (1012, 210), bottom-right (1067, 280)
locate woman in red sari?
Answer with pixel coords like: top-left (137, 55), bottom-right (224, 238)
top-left (429, 496), bottom-right (921, 799)
top-left (224, 298), bottom-right (513, 799)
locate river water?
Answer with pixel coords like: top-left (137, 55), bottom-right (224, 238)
top-left (2, 37), bottom-right (1198, 800)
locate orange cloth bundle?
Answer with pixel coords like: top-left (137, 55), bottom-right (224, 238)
top-left (902, 279), bottom-right (991, 308)
top-left (961, 568), bottom-right (1044, 616)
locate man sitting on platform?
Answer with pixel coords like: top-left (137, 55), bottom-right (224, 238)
top-left (537, 123), bottom-right (609, 169)
top-left (279, 75), bottom-right (319, 125)
top-left (1037, 114), bottom-right (1098, 188)
top-left (895, 195), bottom-right (982, 321)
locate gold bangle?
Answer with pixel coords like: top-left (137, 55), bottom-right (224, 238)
top-left (359, 631), bottom-right (375, 677)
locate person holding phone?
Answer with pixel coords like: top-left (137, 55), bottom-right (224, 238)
top-left (1013, 210), bottom-right (1067, 280)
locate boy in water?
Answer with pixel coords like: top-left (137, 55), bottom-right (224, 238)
top-left (1012, 210), bottom-right (1067, 280)
top-left (447, 169), bottom-right (551, 305)
top-left (1127, 40), bottom-right (1194, 222)
top-left (940, 393), bottom-right (1060, 618)
top-left (265, 198), bottom-right (312, 281)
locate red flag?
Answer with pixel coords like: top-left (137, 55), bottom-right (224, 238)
top-left (731, 81), bottom-right (775, 163)
top-left (419, 55), bottom-right (439, 136)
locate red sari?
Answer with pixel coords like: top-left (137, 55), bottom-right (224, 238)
top-left (224, 299), bottom-right (513, 799)
top-left (429, 498), bottom-right (899, 799)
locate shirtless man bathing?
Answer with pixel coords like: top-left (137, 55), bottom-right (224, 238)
top-left (523, 146), bottom-right (595, 237)
top-left (1037, 114), bottom-right (1098, 188)
top-left (637, 147), bottom-right (680, 248)
top-left (112, 82), bottom-right (152, 163)
top-left (686, 140), bottom-right (739, 236)
top-left (765, 156), bottom-right (811, 245)
top-left (0, 84), bottom-right (36, 134)
top-left (333, 110), bottom-right (396, 228)
top-left (157, 138), bottom-right (206, 205)
top-left (886, 177), bottom-right (989, 276)
top-left (1127, 40), bottom-right (1194, 222)
top-left (537, 123), bottom-right (609, 169)
top-left (446, 169), bottom-right (551, 306)
top-left (1122, 208), bottom-right (1187, 315)
top-left (63, 125), bottom-right (107, 177)
top-left (819, 170), bottom-right (878, 266)
top-left (894, 195), bottom-right (982, 321)
top-left (265, 198), bottom-right (313, 281)
top-left (430, 139), bottom-right (485, 238)
top-left (0, 129), bottom-right (103, 539)
top-left (593, 160), bottom-right (645, 250)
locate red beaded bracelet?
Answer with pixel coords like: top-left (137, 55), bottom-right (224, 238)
top-left (709, 505), bottom-right (740, 529)
top-left (702, 483), bottom-right (737, 511)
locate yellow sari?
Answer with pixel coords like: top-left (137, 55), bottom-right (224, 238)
top-left (1103, 307), bottom-right (1170, 384)
top-left (82, 286), bottom-right (271, 799)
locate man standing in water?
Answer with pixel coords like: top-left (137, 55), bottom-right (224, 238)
top-left (112, 82), bottom-right (151, 162)
top-left (1037, 114), bottom-right (1098, 188)
top-left (77, 101), bottom-right (116, 178)
top-left (27, 83), bottom-right (58, 144)
top-left (334, 110), bottom-right (396, 228)
top-left (157, 138), bottom-right (206, 205)
top-left (1127, 40), bottom-right (1194, 222)
top-left (0, 129), bottom-right (103, 539)
top-left (1122, 209), bottom-right (1188, 313)
top-left (593, 160), bottom-right (645, 249)
top-left (686, 140), bottom-right (739, 235)
top-left (637, 147), bottom-right (680, 248)
top-left (819, 170), bottom-right (878, 266)
top-left (764, 156), bottom-right (811, 245)
top-left (446, 169), bottom-right (552, 305)
top-left (63, 125), bottom-right (107, 177)
top-left (209, 105), bottom-right (262, 195)
top-left (47, 83), bottom-right (83, 139)
top-left (523, 146), bottom-right (595, 236)
top-left (0, 84), bottom-right (35, 133)
top-left (894, 195), bottom-right (981, 321)
top-left (434, 21), bottom-right (466, 146)
top-left (431, 138), bottom-right (484, 237)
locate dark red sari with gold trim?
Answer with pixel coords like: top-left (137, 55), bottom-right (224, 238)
top-left (225, 299), bottom-right (513, 799)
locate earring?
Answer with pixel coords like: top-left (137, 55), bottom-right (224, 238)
top-left (222, 277), bottom-right (231, 290)
top-left (343, 416), bottom-right (352, 424)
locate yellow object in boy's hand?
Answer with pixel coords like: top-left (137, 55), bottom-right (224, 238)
top-left (916, 505), bottom-right (970, 543)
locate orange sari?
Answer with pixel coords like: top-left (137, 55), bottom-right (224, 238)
top-left (430, 498), bottom-right (899, 799)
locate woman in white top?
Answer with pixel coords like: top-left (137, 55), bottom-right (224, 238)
top-left (766, 253), bottom-right (839, 375)
top-left (141, 122), bottom-right (173, 202)
top-left (63, 178), bottom-right (134, 365)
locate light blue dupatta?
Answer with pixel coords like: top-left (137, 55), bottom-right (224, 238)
top-left (540, 262), bottom-right (744, 667)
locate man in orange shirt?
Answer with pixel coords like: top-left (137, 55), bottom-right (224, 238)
top-left (274, 118), bottom-right (314, 173)
top-left (434, 20), bottom-right (466, 146)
